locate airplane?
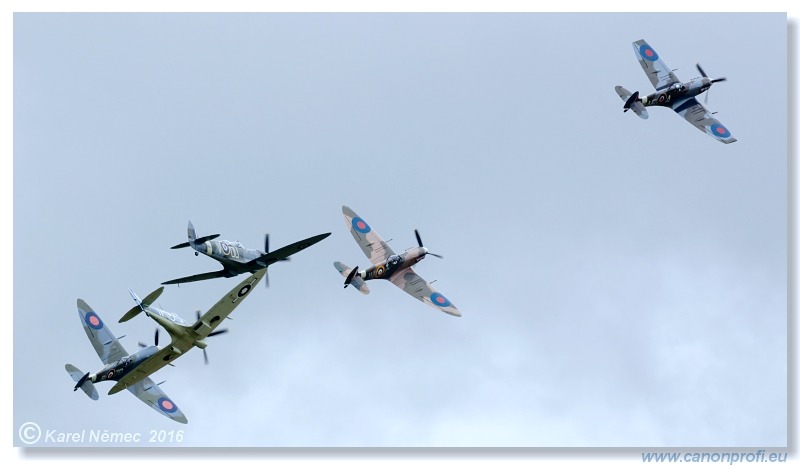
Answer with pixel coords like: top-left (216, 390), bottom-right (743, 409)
top-left (66, 269), bottom-right (265, 423)
top-left (163, 221), bottom-right (330, 286)
top-left (333, 205), bottom-right (461, 317)
top-left (615, 39), bottom-right (736, 144)
top-left (66, 300), bottom-right (189, 424)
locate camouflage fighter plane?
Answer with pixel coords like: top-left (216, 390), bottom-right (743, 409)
top-left (163, 221), bottom-right (330, 286)
top-left (66, 269), bottom-right (265, 423)
top-left (334, 205), bottom-right (461, 317)
top-left (616, 39), bottom-right (736, 144)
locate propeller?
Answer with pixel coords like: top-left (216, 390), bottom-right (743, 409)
top-left (414, 229), bottom-right (443, 259)
top-left (696, 63), bottom-right (727, 105)
top-left (196, 310), bottom-right (228, 365)
top-left (138, 328), bottom-right (160, 348)
top-left (263, 233), bottom-right (291, 288)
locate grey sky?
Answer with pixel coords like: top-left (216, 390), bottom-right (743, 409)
top-left (12, 12), bottom-right (787, 448)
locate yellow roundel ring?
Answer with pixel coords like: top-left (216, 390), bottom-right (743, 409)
top-left (376, 266), bottom-right (385, 277)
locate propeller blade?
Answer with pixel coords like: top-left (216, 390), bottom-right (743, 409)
top-left (696, 63), bottom-right (708, 78)
top-left (154, 328), bottom-right (159, 347)
top-left (428, 252), bottom-right (444, 259)
top-left (208, 329), bottom-right (228, 337)
top-left (203, 349), bottom-right (209, 365)
top-left (711, 77), bottom-right (727, 83)
top-left (414, 229), bottom-right (423, 248)
top-left (264, 233), bottom-right (269, 253)
top-left (265, 270), bottom-right (270, 289)
top-left (138, 342), bottom-right (148, 348)
top-left (196, 309), bottom-right (201, 322)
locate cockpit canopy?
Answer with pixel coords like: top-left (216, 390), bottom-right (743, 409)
top-left (387, 254), bottom-right (402, 265)
top-left (671, 83), bottom-right (685, 92)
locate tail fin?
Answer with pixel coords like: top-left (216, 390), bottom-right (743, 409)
top-left (169, 221), bottom-right (197, 249)
top-left (187, 220), bottom-right (197, 242)
top-left (65, 364), bottom-right (99, 400)
top-left (120, 287), bottom-right (164, 322)
top-left (171, 221), bottom-right (220, 249)
top-left (333, 261), bottom-right (369, 295)
top-left (615, 85), bottom-right (649, 119)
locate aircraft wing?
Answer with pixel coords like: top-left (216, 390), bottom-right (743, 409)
top-left (77, 299), bottom-right (129, 365)
top-left (632, 39), bottom-right (680, 91)
top-left (194, 268), bottom-right (266, 338)
top-left (109, 347), bottom-right (175, 394)
top-left (244, 232), bottom-right (331, 270)
top-left (671, 97), bottom-right (737, 144)
top-left (389, 267), bottom-right (461, 317)
top-left (342, 205), bottom-right (395, 265)
top-left (127, 377), bottom-right (188, 424)
top-left (162, 269), bottom-right (229, 285)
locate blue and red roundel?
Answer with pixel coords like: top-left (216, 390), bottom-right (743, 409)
top-left (157, 397), bottom-right (178, 414)
top-left (352, 217), bottom-right (371, 234)
top-left (639, 44), bottom-right (659, 62)
top-left (429, 292), bottom-right (452, 308)
top-left (84, 311), bottom-right (104, 330)
top-left (710, 123), bottom-right (731, 138)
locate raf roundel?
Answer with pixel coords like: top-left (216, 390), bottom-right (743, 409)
top-left (710, 123), bottom-right (731, 138)
top-left (157, 397), bottom-right (178, 414)
top-left (429, 292), bottom-right (452, 308)
top-left (84, 311), bottom-right (104, 330)
top-left (639, 44), bottom-right (659, 62)
top-left (352, 217), bottom-right (371, 234)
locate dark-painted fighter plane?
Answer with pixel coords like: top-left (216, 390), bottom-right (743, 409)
top-left (66, 300), bottom-right (189, 423)
top-left (334, 205), bottom-right (461, 317)
top-left (163, 221), bottom-right (330, 286)
top-left (65, 269), bottom-right (265, 423)
top-left (616, 39), bottom-right (736, 144)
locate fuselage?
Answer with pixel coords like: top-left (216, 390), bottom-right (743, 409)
top-left (358, 247), bottom-right (428, 281)
top-left (193, 239), bottom-right (263, 273)
top-left (88, 345), bottom-right (159, 385)
top-left (641, 78), bottom-right (712, 107)
top-left (142, 305), bottom-right (213, 362)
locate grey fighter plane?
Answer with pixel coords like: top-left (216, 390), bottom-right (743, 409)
top-left (334, 205), bottom-right (461, 317)
top-left (616, 39), bottom-right (736, 144)
top-left (66, 269), bottom-right (265, 423)
top-left (163, 221), bottom-right (330, 286)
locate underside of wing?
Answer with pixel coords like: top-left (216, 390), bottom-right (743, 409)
top-left (77, 299), bottom-right (128, 365)
top-left (342, 205), bottom-right (395, 265)
top-left (632, 39), bottom-right (680, 91)
top-left (389, 267), bottom-right (461, 317)
top-left (127, 377), bottom-right (188, 424)
top-left (194, 269), bottom-right (266, 338)
top-left (671, 97), bottom-right (737, 144)
top-left (245, 232), bottom-right (331, 269)
top-left (110, 346), bottom-right (176, 394)
top-left (161, 269), bottom-right (229, 285)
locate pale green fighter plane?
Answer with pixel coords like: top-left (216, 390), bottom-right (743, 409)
top-left (66, 269), bottom-right (265, 423)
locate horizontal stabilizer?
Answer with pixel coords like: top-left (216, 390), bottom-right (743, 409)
top-left (194, 234), bottom-right (220, 244)
top-left (615, 85), bottom-right (648, 119)
top-left (65, 364), bottom-right (99, 400)
top-left (333, 261), bottom-right (369, 295)
top-left (630, 102), bottom-right (649, 119)
top-left (120, 287), bottom-right (164, 322)
top-left (162, 269), bottom-right (229, 285)
top-left (171, 234), bottom-right (219, 249)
